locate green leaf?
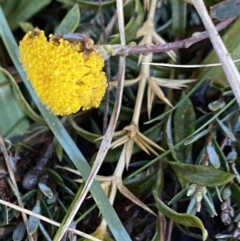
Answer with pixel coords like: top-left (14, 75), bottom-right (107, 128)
top-left (0, 201), bottom-right (8, 224)
top-left (206, 145), bottom-right (220, 169)
top-left (44, 168), bottom-right (64, 185)
top-left (27, 205), bottom-right (41, 234)
top-left (153, 190), bottom-right (208, 241)
top-left (38, 182), bottom-right (54, 199)
top-left (39, 223), bottom-right (52, 241)
top-left (216, 118), bottom-right (236, 141)
top-left (168, 161), bottom-right (235, 187)
top-left (202, 193), bottom-right (217, 217)
top-left (76, 0), bottom-right (115, 9)
top-left (55, 4), bottom-right (80, 35)
top-left (110, 0), bottom-right (145, 44)
top-left (186, 196), bottom-right (196, 215)
top-left (212, 137), bottom-right (229, 171)
top-left (210, 0), bottom-right (240, 20)
top-left (0, 8), bottom-right (131, 241)
top-left (68, 115), bottom-right (100, 143)
top-left (231, 182), bottom-right (240, 204)
top-left (184, 129), bottom-right (209, 145)
top-left (99, 100), bottom-right (134, 121)
top-left (41, 199), bottom-right (53, 220)
top-left (168, 187), bottom-right (189, 205)
top-left (0, 69), bottom-right (29, 138)
top-left (124, 168), bottom-right (156, 195)
top-left (13, 221), bottom-right (26, 241)
top-left (56, 143), bottom-right (63, 162)
top-left (7, 0), bottom-right (52, 30)
top-left (171, 0), bottom-right (187, 38)
top-left (166, 113), bottom-right (179, 162)
top-left (174, 93), bottom-right (195, 163)
top-left (1, 0), bottom-right (17, 17)
top-left (19, 21), bottom-right (34, 32)
top-left (1, 67), bottom-right (46, 126)
top-left (21, 189), bottom-right (37, 202)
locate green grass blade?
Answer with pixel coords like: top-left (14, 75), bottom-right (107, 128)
top-left (0, 7), bottom-right (131, 241)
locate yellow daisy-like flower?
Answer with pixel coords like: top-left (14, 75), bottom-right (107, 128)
top-left (19, 28), bottom-right (107, 116)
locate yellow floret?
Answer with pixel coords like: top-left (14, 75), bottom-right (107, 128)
top-left (19, 28), bottom-right (107, 115)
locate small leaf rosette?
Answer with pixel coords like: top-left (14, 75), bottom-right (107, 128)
top-left (19, 28), bottom-right (107, 116)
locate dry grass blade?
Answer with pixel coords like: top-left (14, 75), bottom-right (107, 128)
top-left (116, 178), bottom-right (156, 216)
top-left (134, 137), bottom-right (151, 154)
top-left (151, 77), bottom-right (197, 89)
top-left (148, 78), bottom-right (173, 107)
top-left (110, 77), bottom-right (140, 87)
top-left (136, 135), bottom-right (160, 156)
top-left (110, 134), bottom-right (129, 149)
top-left (137, 131), bottom-right (164, 151)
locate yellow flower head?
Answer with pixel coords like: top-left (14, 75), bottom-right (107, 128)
top-left (19, 28), bottom-right (107, 115)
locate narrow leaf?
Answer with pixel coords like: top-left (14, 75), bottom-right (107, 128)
top-left (55, 4), bottom-right (80, 35)
top-left (38, 182), bottom-right (53, 199)
top-left (13, 221), bottom-right (26, 241)
top-left (231, 182), bottom-right (240, 204)
top-left (110, 0), bottom-right (144, 44)
top-left (8, 0), bottom-right (51, 30)
top-left (207, 145), bottom-right (220, 169)
top-left (174, 93), bottom-right (195, 163)
top-left (1, 67), bottom-right (46, 126)
top-left (216, 118), bottom-right (236, 141)
top-left (44, 168), bottom-right (64, 185)
top-left (184, 129), bottom-right (209, 145)
top-left (76, 0), bottom-right (115, 9)
top-left (27, 205), bottom-right (41, 234)
top-left (171, 0), bottom-right (187, 38)
top-left (0, 68), bottom-right (29, 137)
top-left (153, 190), bottom-right (208, 241)
top-left (168, 187), bottom-right (189, 205)
top-left (39, 223), bottom-right (52, 241)
top-left (68, 115), bottom-right (100, 142)
top-left (202, 193), bottom-right (217, 217)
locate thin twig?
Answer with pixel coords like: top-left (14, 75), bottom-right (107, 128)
top-left (192, 1), bottom-right (240, 107)
top-left (0, 132), bottom-right (34, 241)
top-left (113, 16), bottom-right (235, 55)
